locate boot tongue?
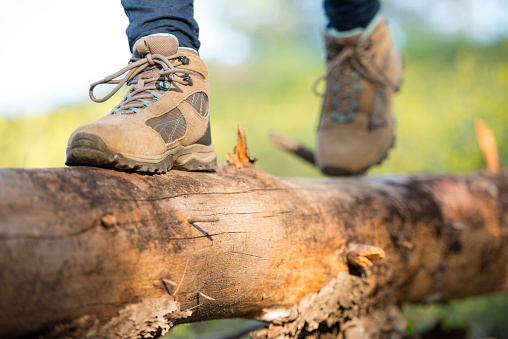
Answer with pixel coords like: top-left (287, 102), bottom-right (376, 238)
top-left (325, 33), bottom-right (360, 49)
top-left (133, 35), bottom-right (179, 58)
top-left (325, 34), bottom-right (360, 61)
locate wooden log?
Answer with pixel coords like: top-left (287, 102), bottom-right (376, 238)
top-left (1, 163), bottom-right (508, 338)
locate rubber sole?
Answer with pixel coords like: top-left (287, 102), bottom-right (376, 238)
top-left (66, 133), bottom-right (217, 173)
top-left (319, 134), bottom-right (396, 176)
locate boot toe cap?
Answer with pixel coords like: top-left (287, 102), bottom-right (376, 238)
top-left (68, 119), bottom-right (166, 157)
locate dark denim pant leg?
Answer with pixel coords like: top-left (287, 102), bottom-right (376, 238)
top-left (324, 0), bottom-right (381, 31)
top-left (121, 0), bottom-right (199, 52)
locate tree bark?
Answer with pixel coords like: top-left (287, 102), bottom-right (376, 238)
top-left (1, 165), bottom-right (508, 338)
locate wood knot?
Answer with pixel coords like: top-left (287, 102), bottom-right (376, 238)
top-left (346, 243), bottom-right (385, 268)
top-left (100, 213), bottom-right (117, 229)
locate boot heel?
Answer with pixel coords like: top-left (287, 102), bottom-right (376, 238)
top-left (173, 144), bottom-right (218, 171)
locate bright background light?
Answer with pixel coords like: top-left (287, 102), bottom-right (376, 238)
top-left (0, 0), bottom-right (252, 115)
top-left (0, 0), bottom-right (507, 116)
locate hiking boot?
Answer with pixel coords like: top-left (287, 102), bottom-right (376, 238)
top-left (66, 35), bottom-right (217, 173)
top-left (316, 15), bottom-right (403, 176)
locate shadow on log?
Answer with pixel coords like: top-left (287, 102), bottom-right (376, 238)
top-left (1, 124), bottom-right (508, 338)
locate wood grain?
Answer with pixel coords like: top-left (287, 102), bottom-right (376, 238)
top-left (1, 166), bottom-right (508, 338)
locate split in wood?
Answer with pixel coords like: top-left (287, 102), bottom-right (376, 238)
top-left (475, 119), bottom-right (501, 173)
top-left (226, 124), bottom-right (257, 168)
top-left (347, 243), bottom-right (385, 268)
top-left (270, 131), bottom-right (316, 165)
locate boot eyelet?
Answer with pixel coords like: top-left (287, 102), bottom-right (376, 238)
top-left (331, 112), bottom-right (346, 124)
top-left (157, 81), bottom-right (171, 91)
top-left (180, 56), bottom-right (190, 65)
top-left (184, 75), bottom-right (193, 86)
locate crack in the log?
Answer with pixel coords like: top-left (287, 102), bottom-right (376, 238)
top-left (229, 251), bottom-right (268, 260)
top-left (160, 231), bottom-right (249, 241)
top-left (0, 223), bottom-right (98, 241)
top-left (76, 300), bottom-right (134, 308)
top-left (121, 187), bottom-right (294, 202)
top-left (220, 210), bottom-right (294, 216)
top-left (188, 210), bottom-right (295, 219)
top-left (0, 186), bottom-right (334, 241)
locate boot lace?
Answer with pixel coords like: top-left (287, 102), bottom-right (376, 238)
top-left (314, 41), bottom-right (399, 123)
top-left (89, 52), bottom-right (198, 114)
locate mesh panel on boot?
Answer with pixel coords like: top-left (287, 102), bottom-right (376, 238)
top-left (185, 92), bottom-right (209, 117)
top-left (146, 107), bottom-right (187, 143)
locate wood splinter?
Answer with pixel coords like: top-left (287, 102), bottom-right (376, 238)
top-left (347, 243), bottom-right (385, 268)
top-left (269, 131), bottom-right (316, 165)
top-left (197, 291), bottom-right (216, 301)
top-left (162, 278), bottom-right (177, 295)
top-left (475, 119), bottom-right (501, 173)
top-left (226, 124), bottom-right (257, 168)
top-left (186, 216), bottom-right (220, 224)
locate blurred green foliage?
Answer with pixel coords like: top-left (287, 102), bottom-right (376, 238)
top-left (1, 33), bottom-right (507, 176)
top-left (405, 292), bottom-right (508, 338)
top-left (1, 25), bottom-right (507, 338)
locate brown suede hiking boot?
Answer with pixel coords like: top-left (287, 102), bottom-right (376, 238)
top-left (66, 35), bottom-right (217, 173)
top-left (316, 16), bottom-right (403, 176)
